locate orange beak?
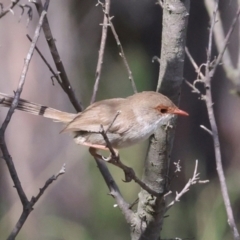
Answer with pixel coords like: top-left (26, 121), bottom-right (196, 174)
top-left (172, 108), bottom-right (189, 116)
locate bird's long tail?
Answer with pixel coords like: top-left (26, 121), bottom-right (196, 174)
top-left (0, 92), bottom-right (77, 123)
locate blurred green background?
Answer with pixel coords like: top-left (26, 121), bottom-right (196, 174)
top-left (0, 0), bottom-right (240, 239)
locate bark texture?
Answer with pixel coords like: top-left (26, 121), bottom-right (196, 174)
top-left (131, 1), bottom-right (190, 239)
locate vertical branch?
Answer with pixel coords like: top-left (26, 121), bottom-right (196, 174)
top-left (204, 0), bottom-right (240, 89)
top-left (91, 0), bottom-right (110, 104)
top-left (204, 2), bottom-right (240, 239)
top-left (133, 1), bottom-right (190, 240)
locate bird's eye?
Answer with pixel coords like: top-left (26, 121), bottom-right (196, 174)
top-left (160, 108), bottom-right (167, 113)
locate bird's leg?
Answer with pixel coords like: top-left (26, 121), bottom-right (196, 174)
top-left (88, 147), bottom-right (134, 182)
top-left (87, 145), bottom-right (118, 161)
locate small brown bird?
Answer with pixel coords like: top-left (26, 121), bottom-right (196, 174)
top-left (0, 91), bottom-right (188, 158)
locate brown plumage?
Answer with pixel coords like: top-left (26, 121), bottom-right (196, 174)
top-left (0, 91), bottom-right (188, 150)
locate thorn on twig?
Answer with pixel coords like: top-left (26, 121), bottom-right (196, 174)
top-left (18, 4), bottom-right (33, 26)
top-left (200, 125), bottom-right (213, 136)
top-left (174, 160), bottom-right (181, 173)
top-left (152, 56), bottom-right (161, 64)
top-left (166, 160), bottom-right (209, 210)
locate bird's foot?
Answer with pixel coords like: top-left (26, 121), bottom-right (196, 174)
top-left (89, 147), bottom-right (133, 182)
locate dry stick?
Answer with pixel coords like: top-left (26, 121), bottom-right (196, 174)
top-left (99, 1), bottom-right (137, 93)
top-left (7, 163), bottom-right (65, 240)
top-left (0, 0), bottom-right (49, 207)
top-left (186, 51), bottom-right (240, 240)
top-left (206, 0), bottom-right (218, 68)
top-left (94, 156), bottom-right (135, 224)
top-left (209, 7), bottom-right (240, 78)
top-left (99, 125), bottom-right (161, 197)
top-left (0, 0), bottom-right (20, 18)
top-left (91, 0), bottom-right (110, 104)
top-left (0, 2), bottom-right (64, 239)
top-left (165, 160), bottom-right (209, 211)
top-left (26, 34), bottom-right (63, 88)
top-left (34, 0), bottom-right (83, 112)
top-left (109, 20), bottom-right (137, 93)
top-left (205, 0), bottom-right (240, 88)
top-left (205, 92), bottom-right (240, 240)
top-left (185, 6), bottom-right (240, 237)
top-left (206, 4), bottom-right (240, 239)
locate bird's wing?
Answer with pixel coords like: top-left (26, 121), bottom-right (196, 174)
top-left (61, 98), bottom-right (133, 135)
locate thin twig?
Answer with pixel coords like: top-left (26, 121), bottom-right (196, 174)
top-left (0, 0), bottom-right (49, 208)
top-left (94, 156), bottom-right (135, 224)
top-left (209, 7), bottom-right (240, 78)
top-left (34, 0), bottom-right (83, 112)
top-left (97, 0), bottom-right (137, 93)
top-left (30, 163), bottom-right (66, 204)
top-left (7, 163), bottom-right (65, 240)
top-left (204, 3), bottom-right (240, 239)
top-left (205, 0), bottom-right (240, 87)
top-left (0, 3), bottom-right (53, 239)
top-left (200, 125), bottom-right (213, 136)
top-left (18, 4), bottom-right (33, 26)
top-left (105, 110), bottom-right (121, 133)
top-left (109, 21), bottom-right (137, 93)
top-left (0, 0), bottom-right (20, 18)
top-left (99, 125), bottom-right (161, 197)
top-left (185, 47), bottom-right (205, 79)
top-left (166, 160), bottom-right (208, 211)
top-left (26, 34), bottom-right (63, 88)
top-left (206, 0), bottom-right (219, 68)
top-left (186, 2), bottom-right (240, 238)
top-left (90, 0), bottom-right (110, 104)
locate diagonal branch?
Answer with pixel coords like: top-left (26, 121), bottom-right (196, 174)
top-left (165, 160), bottom-right (209, 211)
top-left (91, 0), bottom-right (110, 104)
top-left (209, 7), bottom-right (240, 78)
top-left (0, 2), bottom-right (65, 239)
top-left (97, 0), bottom-right (137, 93)
top-left (7, 163), bottom-right (65, 240)
top-left (0, 0), bottom-right (49, 207)
top-left (0, 0), bottom-right (20, 18)
top-left (205, 0), bottom-right (240, 89)
top-left (186, 3), bottom-right (240, 238)
top-left (26, 34), bottom-right (63, 88)
top-left (94, 156), bottom-right (135, 225)
top-left (34, 0), bottom-right (83, 112)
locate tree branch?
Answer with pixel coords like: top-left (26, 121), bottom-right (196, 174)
top-left (7, 163), bottom-right (65, 240)
top-left (0, 0), bottom-right (20, 18)
top-left (97, 0), bottom-right (137, 93)
top-left (185, 3), bottom-right (240, 238)
top-left (0, 2), bottom-right (65, 239)
top-left (133, 1), bottom-right (190, 239)
top-left (165, 160), bottom-right (209, 211)
top-left (204, 0), bottom-right (240, 90)
top-left (0, 0), bottom-right (49, 207)
top-left (205, 6), bottom-right (240, 235)
top-left (34, 0), bottom-right (83, 112)
top-left (91, 0), bottom-right (110, 104)
top-left (94, 156), bottom-right (135, 225)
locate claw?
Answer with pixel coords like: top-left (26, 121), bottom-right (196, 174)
top-left (102, 155), bottom-right (112, 162)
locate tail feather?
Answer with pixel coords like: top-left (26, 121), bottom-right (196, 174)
top-left (0, 92), bottom-right (77, 123)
